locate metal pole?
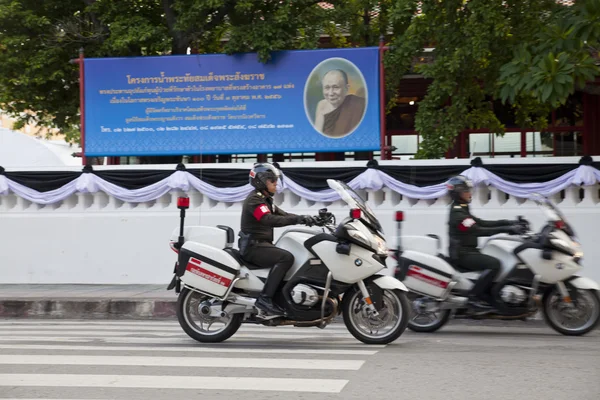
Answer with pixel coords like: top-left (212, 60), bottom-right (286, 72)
top-left (78, 48), bottom-right (87, 165)
top-left (379, 35), bottom-right (387, 160)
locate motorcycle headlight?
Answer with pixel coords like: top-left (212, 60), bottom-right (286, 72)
top-left (374, 234), bottom-right (388, 255)
top-left (348, 229), bottom-right (370, 247)
top-left (550, 238), bottom-right (577, 256)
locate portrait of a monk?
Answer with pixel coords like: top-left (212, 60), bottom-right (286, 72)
top-left (314, 69), bottom-right (366, 138)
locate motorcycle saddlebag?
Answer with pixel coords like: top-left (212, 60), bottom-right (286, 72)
top-left (177, 241), bottom-right (241, 298)
top-left (397, 250), bottom-right (454, 298)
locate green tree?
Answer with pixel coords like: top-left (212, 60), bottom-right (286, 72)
top-left (0, 0), bottom-right (334, 145)
top-left (385, 0), bottom-right (600, 159)
top-left (0, 0), bottom-right (174, 144)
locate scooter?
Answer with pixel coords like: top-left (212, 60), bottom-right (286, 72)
top-left (393, 193), bottom-right (600, 336)
top-left (166, 179), bottom-right (411, 345)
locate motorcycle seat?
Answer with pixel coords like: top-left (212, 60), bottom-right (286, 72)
top-left (224, 247), bottom-right (265, 271)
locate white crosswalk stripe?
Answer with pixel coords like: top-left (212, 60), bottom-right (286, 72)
top-left (0, 319), bottom-right (384, 397)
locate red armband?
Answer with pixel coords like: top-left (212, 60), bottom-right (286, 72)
top-left (458, 217), bottom-right (476, 232)
top-left (253, 204), bottom-right (271, 221)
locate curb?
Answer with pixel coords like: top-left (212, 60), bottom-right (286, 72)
top-left (0, 298), bottom-right (546, 326)
top-left (0, 299), bottom-right (178, 320)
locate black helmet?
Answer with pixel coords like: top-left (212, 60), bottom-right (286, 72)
top-left (446, 175), bottom-right (473, 202)
top-left (249, 162), bottom-right (281, 195)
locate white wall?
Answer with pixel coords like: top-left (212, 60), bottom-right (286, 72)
top-left (1, 159), bottom-right (599, 285)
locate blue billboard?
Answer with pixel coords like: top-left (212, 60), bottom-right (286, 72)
top-left (83, 47), bottom-right (380, 156)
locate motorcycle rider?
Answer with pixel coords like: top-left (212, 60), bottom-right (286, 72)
top-left (239, 162), bottom-right (318, 316)
top-left (447, 175), bottom-right (526, 310)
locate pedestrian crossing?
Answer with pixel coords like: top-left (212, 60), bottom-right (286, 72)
top-left (0, 319), bottom-right (385, 398)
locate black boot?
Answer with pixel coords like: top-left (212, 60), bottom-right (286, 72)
top-left (468, 270), bottom-right (495, 309)
top-left (255, 263), bottom-right (288, 316)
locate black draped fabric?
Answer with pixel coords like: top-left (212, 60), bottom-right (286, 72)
top-left (94, 170), bottom-right (175, 190)
top-left (484, 164), bottom-right (579, 183)
top-left (280, 167), bottom-right (365, 190)
top-left (0, 160), bottom-right (598, 193)
top-left (5, 171), bottom-right (80, 192)
top-left (187, 168), bottom-right (249, 188)
top-left (378, 165), bottom-right (469, 187)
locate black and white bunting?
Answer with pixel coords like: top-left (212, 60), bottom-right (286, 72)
top-left (0, 157), bottom-right (598, 205)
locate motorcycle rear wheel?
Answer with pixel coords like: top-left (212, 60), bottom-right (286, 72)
top-left (177, 287), bottom-right (243, 343)
top-left (406, 294), bottom-right (451, 333)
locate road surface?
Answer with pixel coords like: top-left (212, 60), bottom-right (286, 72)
top-left (0, 319), bottom-right (598, 400)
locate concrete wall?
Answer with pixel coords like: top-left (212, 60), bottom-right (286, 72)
top-left (1, 159), bottom-right (599, 284)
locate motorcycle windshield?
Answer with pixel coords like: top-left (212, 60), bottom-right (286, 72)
top-left (530, 193), bottom-right (577, 236)
top-left (327, 179), bottom-right (383, 233)
top-left (530, 193), bottom-right (566, 222)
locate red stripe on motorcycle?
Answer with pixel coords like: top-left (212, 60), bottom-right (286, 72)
top-left (186, 262), bottom-right (232, 287)
top-left (407, 267), bottom-right (448, 289)
top-left (188, 257), bottom-right (202, 267)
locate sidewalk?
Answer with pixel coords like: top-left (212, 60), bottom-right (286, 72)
top-left (0, 284), bottom-right (177, 319)
top-left (0, 284), bottom-right (545, 324)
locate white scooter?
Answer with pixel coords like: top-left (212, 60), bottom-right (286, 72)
top-left (166, 179), bottom-right (410, 344)
top-left (393, 194), bottom-right (600, 336)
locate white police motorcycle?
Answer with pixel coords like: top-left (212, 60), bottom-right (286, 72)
top-left (394, 194), bottom-right (600, 336)
top-left (167, 179), bottom-right (410, 344)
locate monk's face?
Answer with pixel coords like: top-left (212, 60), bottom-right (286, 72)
top-left (322, 71), bottom-right (349, 108)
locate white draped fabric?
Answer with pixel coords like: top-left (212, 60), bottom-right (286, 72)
top-left (1, 164), bottom-right (599, 204)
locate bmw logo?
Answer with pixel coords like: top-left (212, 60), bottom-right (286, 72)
top-left (354, 259), bottom-right (363, 266)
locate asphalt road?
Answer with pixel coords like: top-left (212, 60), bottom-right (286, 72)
top-left (0, 318), bottom-right (598, 400)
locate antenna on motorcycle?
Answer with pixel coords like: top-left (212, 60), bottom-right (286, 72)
top-left (176, 196), bottom-right (190, 249)
top-left (395, 211), bottom-right (404, 257)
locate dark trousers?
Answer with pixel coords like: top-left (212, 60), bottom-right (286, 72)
top-left (458, 252), bottom-right (502, 302)
top-left (244, 243), bottom-right (294, 298)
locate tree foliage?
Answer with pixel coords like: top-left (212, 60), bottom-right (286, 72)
top-left (385, 0), bottom-right (600, 159)
top-left (1, 0), bottom-right (599, 157)
top-left (0, 0), bottom-right (335, 144)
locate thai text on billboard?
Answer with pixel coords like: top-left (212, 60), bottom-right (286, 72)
top-left (83, 47), bottom-right (381, 156)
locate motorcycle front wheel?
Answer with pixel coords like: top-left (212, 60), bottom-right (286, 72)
top-left (543, 287), bottom-right (600, 336)
top-left (176, 287), bottom-right (243, 343)
top-left (342, 287), bottom-right (409, 345)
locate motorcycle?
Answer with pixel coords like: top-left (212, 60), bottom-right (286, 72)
top-left (166, 179), bottom-right (410, 345)
top-left (393, 193), bottom-right (600, 336)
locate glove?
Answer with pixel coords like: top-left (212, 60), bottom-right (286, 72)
top-left (506, 224), bottom-right (527, 235)
top-left (514, 216), bottom-right (530, 226)
top-left (298, 215), bottom-right (318, 226)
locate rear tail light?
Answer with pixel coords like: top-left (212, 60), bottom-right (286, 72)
top-left (555, 220), bottom-right (565, 229)
top-left (395, 211), bottom-right (404, 222)
top-left (169, 242), bottom-right (179, 253)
